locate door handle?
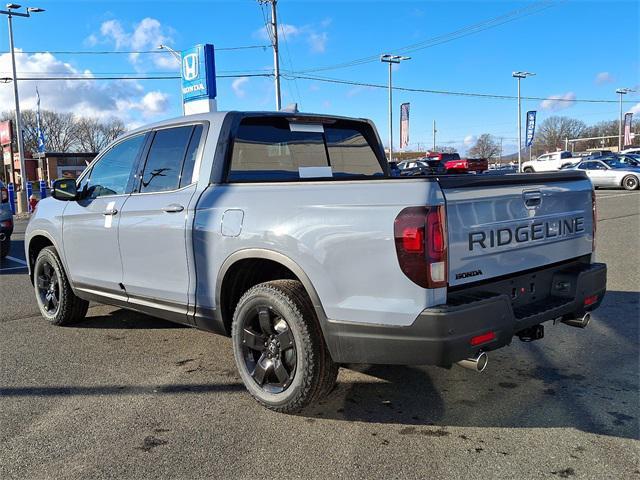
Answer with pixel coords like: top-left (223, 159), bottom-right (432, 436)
top-left (523, 191), bottom-right (542, 208)
top-left (102, 208), bottom-right (118, 216)
top-left (162, 204), bottom-right (184, 213)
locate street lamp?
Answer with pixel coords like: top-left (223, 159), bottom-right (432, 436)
top-left (0, 3), bottom-right (45, 213)
top-left (158, 45), bottom-right (185, 115)
top-left (512, 71), bottom-right (535, 172)
top-left (615, 88), bottom-right (634, 151)
top-left (381, 54), bottom-right (410, 163)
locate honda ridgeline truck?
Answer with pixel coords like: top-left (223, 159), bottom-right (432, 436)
top-left (25, 112), bottom-right (606, 412)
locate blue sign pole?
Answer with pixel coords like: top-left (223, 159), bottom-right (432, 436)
top-left (7, 183), bottom-right (15, 214)
top-left (26, 182), bottom-right (33, 213)
top-left (39, 179), bottom-right (47, 199)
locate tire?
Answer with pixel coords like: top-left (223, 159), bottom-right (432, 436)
top-left (231, 280), bottom-right (338, 413)
top-left (523, 167), bottom-right (534, 173)
top-left (622, 175), bottom-right (639, 191)
top-left (0, 237), bottom-right (9, 259)
top-left (34, 246), bottom-right (89, 326)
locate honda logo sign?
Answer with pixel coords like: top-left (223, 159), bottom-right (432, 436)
top-left (182, 53), bottom-right (199, 81)
top-left (181, 44), bottom-right (217, 105)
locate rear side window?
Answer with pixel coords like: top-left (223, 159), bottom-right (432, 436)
top-left (228, 117), bottom-right (384, 182)
top-left (180, 125), bottom-right (203, 187)
top-left (140, 126), bottom-right (194, 193)
top-left (325, 127), bottom-right (383, 176)
top-left (87, 134), bottom-right (145, 198)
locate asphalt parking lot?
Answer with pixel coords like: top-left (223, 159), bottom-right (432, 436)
top-left (1, 189), bottom-right (639, 480)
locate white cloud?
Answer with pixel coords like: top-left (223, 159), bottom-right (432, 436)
top-left (595, 72), bottom-right (614, 85)
top-left (0, 50), bottom-right (170, 127)
top-left (254, 21), bottom-right (328, 54)
top-left (540, 92), bottom-right (576, 111)
top-left (628, 102), bottom-right (640, 115)
top-left (90, 17), bottom-right (177, 71)
top-left (464, 135), bottom-right (477, 146)
top-left (231, 77), bottom-right (250, 98)
top-left (346, 85), bottom-right (375, 97)
top-left (308, 32), bottom-right (328, 53)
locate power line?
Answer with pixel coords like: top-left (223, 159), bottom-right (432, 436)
top-left (3, 71), bottom-right (636, 105)
top-left (285, 74), bottom-right (638, 104)
top-left (293, 0), bottom-right (560, 74)
top-left (4, 73), bottom-right (273, 81)
top-left (0, 45), bottom-right (270, 55)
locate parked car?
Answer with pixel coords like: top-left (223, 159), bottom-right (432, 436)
top-left (522, 151), bottom-right (577, 172)
top-left (0, 181), bottom-right (13, 259)
top-left (25, 111), bottom-right (606, 413)
top-left (568, 158), bottom-right (640, 190)
top-left (424, 151), bottom-right (488, 174)
top-left (616, 154), bottom-right (640, 167)
top-left (620, 147), bottom-right (640, 155)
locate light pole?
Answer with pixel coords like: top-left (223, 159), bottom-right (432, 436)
top-left (158, 44), bottom-right (185, 115)
top-left (615, 88), bottom-right (633, 151)
top-left (512, 71), bottom-right (535, 172)
top-left (1, 3), bottom-right (45, 213)
top-left (381, 54), bottom-right (410, 163)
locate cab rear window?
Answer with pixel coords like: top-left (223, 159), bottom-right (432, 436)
top-left (227, 117), bottom-right (384, 182)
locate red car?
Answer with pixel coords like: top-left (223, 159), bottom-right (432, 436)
top-left (425, 152), bottom-right (488, 174)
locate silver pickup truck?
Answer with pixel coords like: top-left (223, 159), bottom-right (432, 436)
top-left (25, 111), bottom-right (607, 412)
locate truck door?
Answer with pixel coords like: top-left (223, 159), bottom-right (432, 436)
top-left (62, 134), bottom-right (147, 297)
top-left (117, 124), bottom-right (204, 321)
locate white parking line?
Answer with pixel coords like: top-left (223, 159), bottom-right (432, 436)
top-left (5, 256), bottom-right (27, 265)
top-left (596, 192), bottom-right (640, 199)
top-left (0, 265), bottom-right (27, 271)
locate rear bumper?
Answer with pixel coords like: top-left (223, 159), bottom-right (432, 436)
top-left (324, 262), bottom-right (606, 366)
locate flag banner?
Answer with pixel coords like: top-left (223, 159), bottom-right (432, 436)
top-left (400, 102), bottom-right (410, 149)
top-left (525, 110), bottom-right (537, 147)
top-left (623, 112), bottom-right (633, 147)
top-left (36, 87), bottom-right (46, 154)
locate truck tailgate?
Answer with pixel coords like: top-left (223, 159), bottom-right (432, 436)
top-left (440, 172), bottom-right (594, 287)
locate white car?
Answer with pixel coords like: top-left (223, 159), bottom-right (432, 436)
top-left (522, 151), bottom-right (576, 172)
top-left (620, 147), bottom-right (640, 155)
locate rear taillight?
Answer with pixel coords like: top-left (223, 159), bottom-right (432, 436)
top-left (592, 189), bottom-right (597, 252)
top-left (394, 205), bottom-right (448, 288)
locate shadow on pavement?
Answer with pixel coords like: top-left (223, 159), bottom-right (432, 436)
top-left (75, 308), bottom-right (188, 329)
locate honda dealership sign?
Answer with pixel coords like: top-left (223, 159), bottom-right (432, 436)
top-left (181, 44), bottom-right (217, 115)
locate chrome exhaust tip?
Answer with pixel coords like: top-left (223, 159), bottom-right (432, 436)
top-left (456, 351), bottom-right (488, 372)
top-left (562, 312), bottom-right (591, 329)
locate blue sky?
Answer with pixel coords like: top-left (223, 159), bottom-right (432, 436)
top-left (1, 0), bottom-right (638, 154)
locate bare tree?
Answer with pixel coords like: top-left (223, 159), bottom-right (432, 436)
top-left (532, 116), bottom-right (586, 155)
top-left (468, 134), bottom-right (500, 159)
top-left (433, 145), bottom-right (458, 154)
top-left (75, 117), bottom-right (125, 153)
top-left (1, 110), bottom-right (127, 154)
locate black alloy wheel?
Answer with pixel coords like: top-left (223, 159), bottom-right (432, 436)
top-left (36, 260), bottom-right (60, 316)
top-left (241, 305), bottom-right (297, 394)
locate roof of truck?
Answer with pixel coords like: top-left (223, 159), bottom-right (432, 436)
top-left (126, 110), bottom-right (371, 137)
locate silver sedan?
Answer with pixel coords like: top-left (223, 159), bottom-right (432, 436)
top-left (569, 159), bottom-right (640, 190)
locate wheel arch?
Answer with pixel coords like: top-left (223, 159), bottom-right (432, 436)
top-left (213, 249), bottom-right (329, 337)
top-left (26, 231), bottom-right (61, 284)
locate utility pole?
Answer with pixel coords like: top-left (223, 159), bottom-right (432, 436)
top-left (432, 120), bottom-right (436, 150)
top-left (380, 54), bottom-right (410, 163)
top-left (259, 0), bottom-right (281, 110)
top-left (512, 71), bottom-right (535, 172)
top-left (616, 88), bottom-right (633, 151)
top-left (1, 4), bottom-right (45, 213)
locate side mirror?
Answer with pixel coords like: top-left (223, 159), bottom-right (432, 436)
top-left (51, 179), bottom-right (78, 201)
